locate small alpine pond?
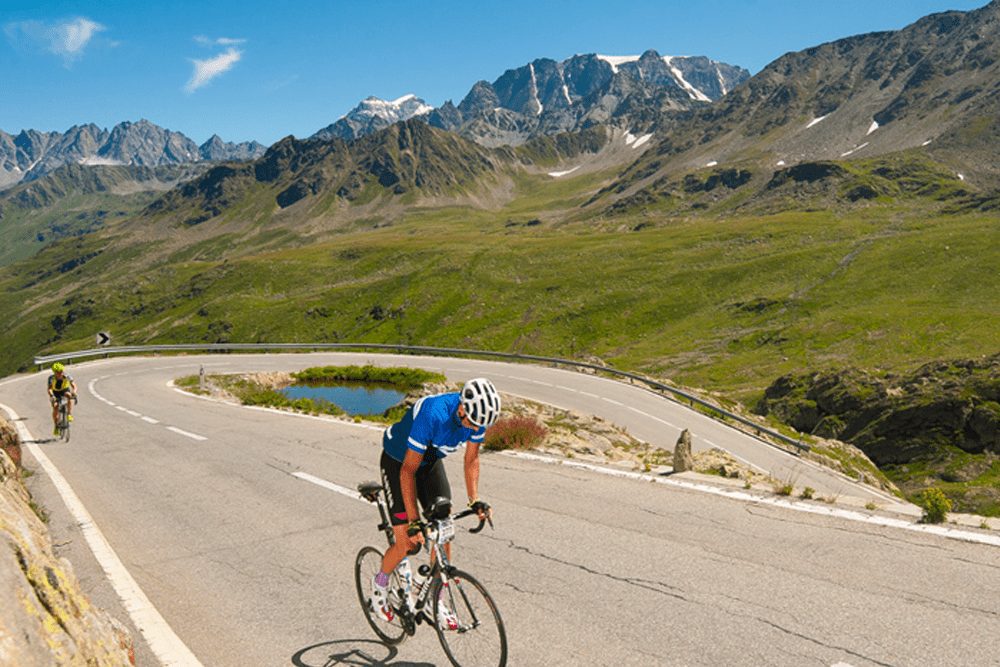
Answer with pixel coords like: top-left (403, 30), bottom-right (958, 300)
top-left (280, 383), bottom-right (406, 416)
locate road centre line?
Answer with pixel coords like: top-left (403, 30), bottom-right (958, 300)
top-left (626, 404), bottom-right (678, 428)
top-left (141, 416), bottom-right (160, 424)
top-left (292, 471), bottom-right (366, 502)
top-left (166, 426), bottom-right (208, 441)
top-left (503, 451), bottom-right (1000, 548)
top-left (0, 402), bottom-right (205, 666)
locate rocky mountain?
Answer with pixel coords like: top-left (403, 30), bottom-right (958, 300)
top-left (313, 51), bottom-right (749, 147)
top-left (597, 0), bottom-right (1000, 206)
top-left (312, 94), bottom-right (434, 141)
top-left (0, 119), bottom-right (267, 189)
top-left (149, 119), bottom-right (518, 228)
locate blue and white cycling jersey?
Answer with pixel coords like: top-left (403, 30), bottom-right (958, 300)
top-left (382, 392), bottom-right (485, 466)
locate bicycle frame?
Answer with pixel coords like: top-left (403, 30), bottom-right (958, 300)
top-left (359, 482), bottom-right (480, 629)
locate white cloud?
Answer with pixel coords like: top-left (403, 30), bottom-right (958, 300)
top-left (185, 47), bottom-right (242, 92)
top-left (4, 16), bottom-right (106, 63)
top-left (194, 35), bottom-right (246, 46)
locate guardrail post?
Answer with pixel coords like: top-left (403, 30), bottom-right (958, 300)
top-left (199, 365), bottom-right (205, 392)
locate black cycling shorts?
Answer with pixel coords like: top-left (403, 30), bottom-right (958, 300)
top-left (380, 451), bottom-right (451, 526)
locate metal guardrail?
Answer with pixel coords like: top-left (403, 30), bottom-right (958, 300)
top-left (34, 342), bottom-right (809, 453)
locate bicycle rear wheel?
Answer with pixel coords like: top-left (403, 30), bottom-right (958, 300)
top-left (354, 546), bottom-right (406, 645)
top-left (432, 569), bottom-right (507, 667)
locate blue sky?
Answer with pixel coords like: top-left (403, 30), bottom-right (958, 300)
top-left (2, 0), bottom-right (989, 146)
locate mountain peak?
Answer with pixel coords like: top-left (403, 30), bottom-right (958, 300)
top-left (311, 94), bottom-right (434, 142)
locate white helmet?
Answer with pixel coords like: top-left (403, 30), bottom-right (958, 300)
top-left (461, 378), bottom-right (501, 428)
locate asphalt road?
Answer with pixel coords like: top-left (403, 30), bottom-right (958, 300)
top-left (2, 353), bottom-right (998, 667)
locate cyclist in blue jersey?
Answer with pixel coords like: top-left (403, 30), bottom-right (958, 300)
top-left (369, 377), bottom-right (501, 628)
top-left (47, 362), bottom-right (78, 436)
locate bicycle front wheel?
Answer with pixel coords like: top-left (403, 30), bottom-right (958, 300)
top-left (59, 403), bottom-right (71, 442)
top-left (432, 569), bottom-right (507, 667)
top-left (354, 546), bottom-right (406, 645)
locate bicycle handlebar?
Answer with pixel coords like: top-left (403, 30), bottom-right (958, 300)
top-left (447, 507), bottom-right (492, 534)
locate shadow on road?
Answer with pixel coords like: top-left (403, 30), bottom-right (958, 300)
top-left (291, 639), bottom-right (435, 667)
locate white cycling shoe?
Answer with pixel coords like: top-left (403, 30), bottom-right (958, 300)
top-left (369, 575), bottom-right (394, 622)
top-left (437, 598), bottom-right (459, 631)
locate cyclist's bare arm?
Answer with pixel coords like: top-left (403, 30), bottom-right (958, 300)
top-left (464, 442), bottom-right (491, 521)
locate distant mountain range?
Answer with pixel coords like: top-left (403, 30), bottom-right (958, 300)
top-left (0, 119), bottom-right (266, 189)
top-left (312, 50), bottom-right (750, 146)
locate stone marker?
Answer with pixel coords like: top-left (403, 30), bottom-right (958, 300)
top-left (673, 428), bottom-right (694, 472)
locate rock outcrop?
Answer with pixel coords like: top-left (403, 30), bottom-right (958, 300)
top-left (0, 416), bottom-right (134, 665)
top-left (755, 353), bottom-right (1000, 513)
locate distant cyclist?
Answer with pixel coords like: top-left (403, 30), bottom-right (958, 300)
top-left (369, 377), bottom-right (501, 628)
top-left (48, 362), bottom-right (78, 436)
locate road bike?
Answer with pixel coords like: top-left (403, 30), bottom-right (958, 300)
top-left (354, 480), bottom-right (508, 667)
top-left (54, 394), bottom-right (75, 442)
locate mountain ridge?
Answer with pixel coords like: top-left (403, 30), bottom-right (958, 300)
top-left (0, 119), bottom-right (266, 189)
top-left (310, 50), bottom-right (750, 147)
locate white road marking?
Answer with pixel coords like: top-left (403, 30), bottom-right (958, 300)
top-left (504, 452), bottom-right (1000, 548)
top-left (141, 416), bottom-right (160, 424)
top-left (166, 426), bottom-right (207, 441)
top-left (627, 405), bottom-right (678, 428)
top-left (292, 471), bottom-right (366, 502)
top-left (125, 409), bottom-right (141, 417)
top-left (115, 406), bottom-right (128, 412)
top-left (602, 397), bottom-right (625, 406)
top-left (0, 402), bottom-right (205, 667)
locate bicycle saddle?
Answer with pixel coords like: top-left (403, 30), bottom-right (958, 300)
top-left (357, 481), bottom-right (383, 503)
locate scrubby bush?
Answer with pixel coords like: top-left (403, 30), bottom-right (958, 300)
top-left (293, 365), bottom-right (445, 389)
top-left (483, 416), bottom-right (547, 452)
top-left (919, 487), bottom-right (952, 524)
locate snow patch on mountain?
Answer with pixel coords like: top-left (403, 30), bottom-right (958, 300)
top-left (596, 54), bottom-right (641, 73)
top-left (632, 133), bottom-right (653, 148)
top-left (841, 142), bottom-right (869, 157)
top-left (529, 63), bottom-right (543, 116)
top-left (79, 156), bottom-right (126, 166)
top-left (807, 115), bottom-right (829, 128)
top-left (867, 120), bottom-right (880, 135)
top-left (355, 95), bottom-right (433, 121)
top-left (548, 166), bottom-right (580, 178)
top-left (716, 65), bottom-right (728, 96)
top-left (662, 56), bottom-right (711, 102)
